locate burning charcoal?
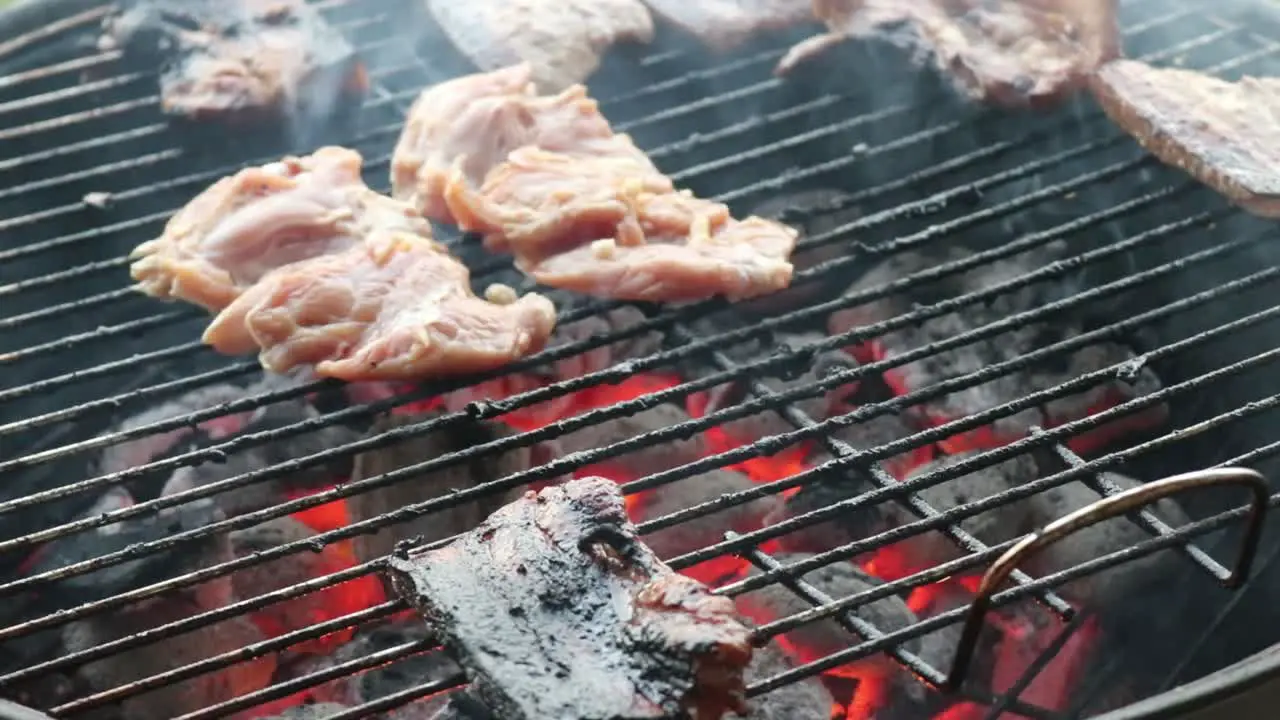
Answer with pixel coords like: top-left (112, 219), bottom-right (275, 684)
top-left (738, 553), bottom-right (940, 707)
top-left (741, 189), bottom-right (863, 315)
top-left (161, 398), bottom-right (364, 518)
top-left (828, 245), bottom-right (1167, 453)
top-left (557, 403), bottom-right (708, 480)
top-left (701, 331), bottom-right (860, 445)
top-left (294, 618), bottom-right (461, 718)
top-left (348, 413), bottom-right (565, 564)
top-left (768, 413), bottom-right (934, 554)
top-left (229, 517), bottom-right (376, 653)
top-left (61, 501), bottom-right (276, 719)
top-left (541, 304), bottom-right (664, 383)
top-left (744, 642), bottom-right (834, 720)
top-left (385, 477), bottom-right (755, 720)
top-left (630, 468), bottom-right (783, 563)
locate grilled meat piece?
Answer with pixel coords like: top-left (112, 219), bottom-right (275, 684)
top-left (131, 147), bottom-right (426, 312)
top-left (101, 0), bottom-right (367, 128)
top-left (391, 63), bottom-right (615, 223)
top-left (423, 0), bottom-right (655, 93)
top-left (779, 0), bottom-right (1121, 109)
top-left (203, 231), bottom-right (558, 382)
top-left (385, 477), bottom-right (754, 720)
top-left (640, 0), bottom-right (815, 52)
top-left (347, 412), bottom-right (565, 564)
top-left (445, 136), bottom-right (797, 302)
top-left (1091, 59), bottom-right (1280, 218)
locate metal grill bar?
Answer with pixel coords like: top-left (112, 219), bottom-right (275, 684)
top-left (307, 674), bottom-right (466, 720)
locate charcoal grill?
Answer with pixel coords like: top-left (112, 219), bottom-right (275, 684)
top-left (5, 0), bottom-right (1280, 718)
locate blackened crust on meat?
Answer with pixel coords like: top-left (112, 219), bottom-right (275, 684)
top-left (385, 478), bottom-right (754, 720)
top-left (1090, 59), bottom-right (1280, 218)
top-left (102, 0), bottom-right (367, 136)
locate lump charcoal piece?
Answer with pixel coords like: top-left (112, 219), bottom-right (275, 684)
top-left (102, 0), bottom-right (367, 132)
top-left (228, 516), bottom-right (371, 651)
top-left (631, 468), bottom-right (783, 562)
top-left (640, 0), bottom-right (816, 53)
top-left (385, 477), bottom-right (754, 720)
top-left (558, 403), bottom-right (708, 480)
top-left (297, 618), bottom-right (462, 716)
top-left (743, 641), bottom-right (834, 720)
top-left (424, 0), bottom-right (655, 93)
top-left (161, 397), bottom-right (363, 517)
top-left (740, 189), bottom-right (864, 314)
top-left (701, 330), bottom-right (860, 445)
top-left (828, 245), bottom-right (1166, 451)
top-left (781, 0), bottom-right (1120, 109)
top-left (348, 412), bottom-right (565, 564)
top-left (62, 506), bottom-right (276, 719)
top-left (542, 305), bottom-right (664, 384)
top-left (1091, 60), bottom-right (1280, 218)
top-left (770, 413), bottom-right (933, 554)
top-left (1032, 471), bottom-right (1190, 606)
top-left (738, 553), bottom-right (932, 705)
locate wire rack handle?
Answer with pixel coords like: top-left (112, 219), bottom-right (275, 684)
top-left (945, 466), bottom-right (1269, 691)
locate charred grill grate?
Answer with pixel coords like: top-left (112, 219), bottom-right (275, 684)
top-left (3, 0), bottom-right (1280, 718)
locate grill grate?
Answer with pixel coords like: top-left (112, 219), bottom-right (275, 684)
top-left (3, 0), bottom-right (1280, 718)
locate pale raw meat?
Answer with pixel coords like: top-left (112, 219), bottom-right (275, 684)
top-left (779, 0), bottom-right (1121, 109)
top-left (390, 63), bottom-right (614, 223)
top-left (130, 147), bottom-right (429, 311)
top-left (641, 0), bottom-right (815, 51)
top-left (423, 0), bottom-right (655, 93)
top-left (202, 232), bottom-right (558, 381)
top-left (1091, 59), bottom-right (1280, 218)
top-left (444, 139), bottom-right (798, 302)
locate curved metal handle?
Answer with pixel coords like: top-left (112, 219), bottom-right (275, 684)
top-left (945, 467), bottom-right (1269, 691)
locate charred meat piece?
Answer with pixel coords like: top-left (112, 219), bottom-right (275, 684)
top-left (391, 63), bottom-right (615, 223)
top-left (347, 412), bottom-right (565, 564)
top-left (446, 136), bottom-right (798, 302)
top-left (102, 0), bottom-right (367, 127)
top-left (423, 0), bottom-right (655, 93)
top-left (828, 245), bottom-right (1167, 453)
top-left (1091, 59), bottom-right (1280, 218)
top-left (203, 231), bottom-right (558, 382)
top-left (640, 0), bottom-right (815, 52)
top-left (780, 0), bottom-right (1121, 109)
top-left (386, 477), bottom-right (754, 720)
top-left (130, 147), bottom-right (427, 311)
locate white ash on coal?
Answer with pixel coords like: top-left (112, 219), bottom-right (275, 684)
top-left (744, 641), bottom-right (834, 719)
top-left (60, 500), bottom-right (276, 720)
top-left (738, 552), bottom-right (953, 711)
top-left (629, 467), bottom-right (782, 564)
top-left (98, 372), bottom-right (362, 511)
top-left (698, 329), bottom-right (861, 445)
top-left (765, 412), bottom-right (934, 555)
top-left (347, 412), bottom-right (565, 564)
top-left (828, 243), bottom-right (1169, 454)
top-left (556, 402), bottom-right (708, 480)
top-left (286, 618), bottom-right (460, 719)
top-left (832, 451), bottom-right (1190, 605)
